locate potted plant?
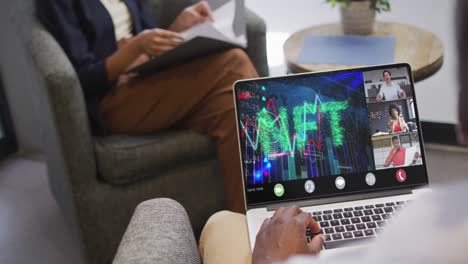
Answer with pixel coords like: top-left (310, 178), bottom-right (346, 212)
top-left (326, 0), bottom-right (391, 35)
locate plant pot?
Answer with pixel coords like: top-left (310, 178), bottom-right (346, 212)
top-left (340, 1), bottom-right (376, 35)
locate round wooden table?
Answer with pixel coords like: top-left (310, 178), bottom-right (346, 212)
top-left (283, 22), bottom-right (444, 82)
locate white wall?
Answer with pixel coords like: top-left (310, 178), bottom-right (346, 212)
top-left (363, 67), bottom-right (409, 83)
top-left (246, 0), bottom-right (459, 124)
top-left (362, 67), bottom-right (410, 97)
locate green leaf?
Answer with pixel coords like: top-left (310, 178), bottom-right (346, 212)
top-left (325, 0), bottom-right (352, 8)
top-left (368, 0), bottom-right (391, 12)
top-left (384, 2), bottom-right (391, 11)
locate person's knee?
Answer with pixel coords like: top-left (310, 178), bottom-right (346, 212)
top-left (225, 48), bottom-right (250, 62)
top-left (226, 48), bottom-right (258, 78)
top-left (209, 48), bottom-right (257, 80)
top-left (207, 210), bottom-right (242, 224)
top-left (200, 211), bottom-right (247, 248)
top-left (200, 210), bottom-right (251, 264)
top-left (202, 210), bottom-right (247, 237)
top-left (222, 48), bottom-right (255, 71)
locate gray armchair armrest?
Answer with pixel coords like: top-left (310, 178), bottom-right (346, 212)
top-left (113, 198), bottom-right (201, 264)
top-left (245, 8), bottom-right (269, 77)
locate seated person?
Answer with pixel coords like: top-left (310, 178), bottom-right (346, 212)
top-left (384, 136), bottom-right (405, 167)
top-left (376, 70), bottom-right (406, 101)
top-left (38, 0), bottom-right (259, 213)
top-left (384, 136), bottom-right (419, 167)
top-left (387, 103), bottom-right (408, 133)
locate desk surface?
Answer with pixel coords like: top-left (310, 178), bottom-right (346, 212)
top-left (283, 22), bottom-right (444, 82)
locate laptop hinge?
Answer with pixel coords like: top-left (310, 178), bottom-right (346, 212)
top-left (266, 188), bottom-right (413, 211)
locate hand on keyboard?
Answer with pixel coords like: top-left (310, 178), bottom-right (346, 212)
top-left (252, 206), bottom-right (325, 264)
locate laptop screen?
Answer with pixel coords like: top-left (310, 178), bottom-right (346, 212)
top-left (234, 64), bottom-right (429, 207)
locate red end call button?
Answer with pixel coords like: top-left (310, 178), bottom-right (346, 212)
top-left (396, 169), bottom-right (407, 183)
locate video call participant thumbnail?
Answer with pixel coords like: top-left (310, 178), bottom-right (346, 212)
top-left (376, 70), bottom-right (407, 101)
top-left (387, 103), bottom-right (409, 133)
top-left (384, 136), bottom-right (419, 167)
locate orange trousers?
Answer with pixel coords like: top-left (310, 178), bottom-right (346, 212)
top-left (100, 49), bottom-right (259, 213)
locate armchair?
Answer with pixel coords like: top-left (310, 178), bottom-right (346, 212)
top-left (20, 0), bottom-right (268, 263)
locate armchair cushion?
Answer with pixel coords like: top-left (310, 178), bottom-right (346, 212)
top-left (95, 131), bottom-right (216, 184)
top-left (113, 198), bottom-right (201, 264)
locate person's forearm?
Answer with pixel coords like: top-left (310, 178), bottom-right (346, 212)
top-left (399, 117), bottom-right (407, 131)
top-left (384, 152), bottom-right (394, 167)
top-left (105, 37), bottom-right (142, 81)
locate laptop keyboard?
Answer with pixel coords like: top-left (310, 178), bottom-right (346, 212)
top-left (307, 200), bottom-right (409, 249)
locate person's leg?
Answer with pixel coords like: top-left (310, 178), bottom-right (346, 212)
top-left (199, 211), bottom-right (251, 264)
top-left (176, 50), bottom-right (258, 213)
top-left (100, 49), bottom-right (258, 213)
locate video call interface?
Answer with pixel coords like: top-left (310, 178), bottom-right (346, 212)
top-left (235, 66), bottom-right (425, 203)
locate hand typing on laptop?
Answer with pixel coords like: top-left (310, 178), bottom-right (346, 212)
top-left (252, 206), bottom-right (325, 264)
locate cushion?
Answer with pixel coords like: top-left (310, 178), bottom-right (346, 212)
top-left (95, 130), bottom-right (216, 184)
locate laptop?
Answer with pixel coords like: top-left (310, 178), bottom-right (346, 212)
top-left (233, 63), bottom-right (430, 255)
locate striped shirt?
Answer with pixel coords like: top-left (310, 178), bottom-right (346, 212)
top-left (100, 0), bottom-right (134, 41)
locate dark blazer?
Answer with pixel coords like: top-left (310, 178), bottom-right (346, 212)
top-left (37, 0), bottom-right (158, 134)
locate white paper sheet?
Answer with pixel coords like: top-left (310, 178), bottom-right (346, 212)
top-left (180, 0), bottom-right (246, 47)
top-left (372, 131), bottom-right (390, 137)
top-left (404, 146), bottom-right (419, 166)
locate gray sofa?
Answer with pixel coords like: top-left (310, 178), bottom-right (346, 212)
top-left (18, 0), bottom-right (268, 263)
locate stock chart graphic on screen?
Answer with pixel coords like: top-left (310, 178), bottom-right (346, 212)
top-left (236, 72), bottom-right (376, 186)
